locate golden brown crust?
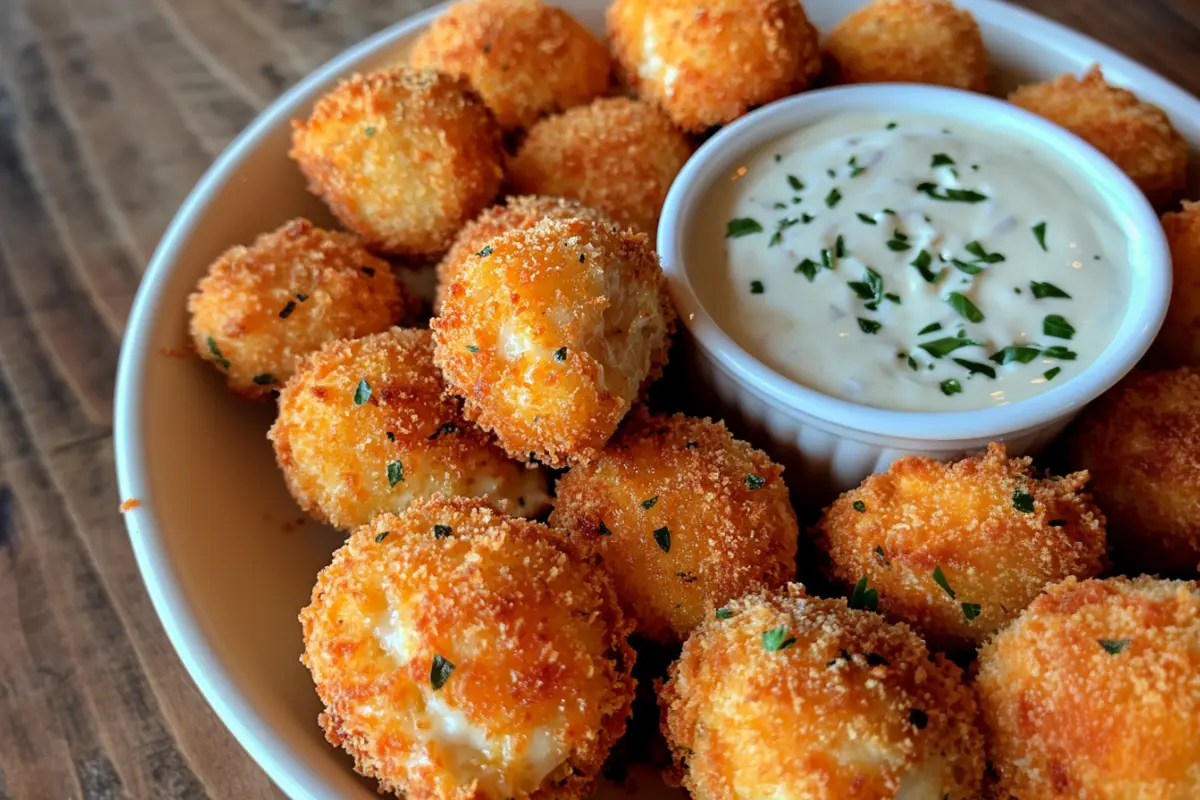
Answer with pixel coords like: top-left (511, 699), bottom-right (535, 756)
top-left (409, 0), bottom-right (612, 132)
top-left (1151, 202), bottom-right (1200, 367)
top-left (506, 97), bottom-right (693, 236)
top-left (659, 585), bottom-right (985, 799)
top-left (1068, 368), bottom-right (1200, 573)
top-left (814, 442), bottom-right (1107, 651)
top-left (290, 67), bottom-right (504, 256)
top-left (976, 576), bottom-right (1200, 800)
top-left (550, 410), bottom-right (798, 642)
top-left (606, 0), bottom-right (822, 133)
top-left (187, 218), bottom-right (405, 399)
top-left (301, 496), bottom-right (637, 800)
top-left (268, 328), bottom-right (549, 529)
top-left (1009, 65), bottom-right (1188, 207)
top-left (432, 216), bottom-right (675, 468)
top-left (434, 195), bottom-right (616, 313)
top-left (824, 0), bottom-right (988, 92)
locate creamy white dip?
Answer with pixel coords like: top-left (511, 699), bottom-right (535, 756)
top-left (694, 112), bottom-right (1128, 411)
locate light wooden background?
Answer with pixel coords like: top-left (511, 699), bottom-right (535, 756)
top-left (1, 0), bottom-right (1198, 797)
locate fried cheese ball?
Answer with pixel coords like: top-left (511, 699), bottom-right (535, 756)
top-left (1069, 368), bottom-right (1200, 573)
top-left (188, 218), bottom-right (406, 399)
top-left (434, 195), bottom-right (615, 313)
top-left (1009, 65), bottom-right (1188, 207)
top-left (814, 442), bottom-right (1107, 651)
top-left (269, 328), bottom-right (549, 530)
top-left (1152, 203), bottom-right (1200, 367)
top-left (301, 496), bottom-right (636, 800)
top-left (976, 576), bottom-right (1200, 799)
top-left (823, 0), bottom-right (988, 92)
top-left (432, 217), bottom-right (674, 467)
top-left (290, 68), bottom-right (504, 256)
top-left (659, 585), bottom-right (985, 799)
top-left (550, 411), bottom-right (798, 642)
top-left (606, 0), bottom-right (822, 133)
top-left (409, 0), bottom-right (612, 132)
top-left (507, 98), bottom-right (693, 236)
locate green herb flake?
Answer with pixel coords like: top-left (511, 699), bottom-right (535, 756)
top-left (1031, 281), bottom-right (1071, 299)
top-left (745, 474), bottom-right (765, 490)
top-left (1012, 489), bottom-right (1035, 513)
top-left (910, 250), bottom-right (939, 282)
top-left (727, 217), bottom-right (764, 238)
top-left (907, 355), bottom-right (919, 371)
top-left (947, 292), bottom-right (984, 323)
top-left (858, 318), bottom-right (882, 334)
top-left (353, 379), bottom-right (371, 406)
top-left (795, 258), bottom-right (820, 281)
top-left (774, 153), bottom-right (783, 163)
top-left (716, 607), bottom-right (734, 619)
top-left (916, 182), bottom-right (988, 203)
top-left (920, 337), bottom-right (978, 358)
top-left (750, 280), bottom-right (765, 294)
top-left (773, 202), bottom-right (787, 210)
top-left (1032, 221), bottom-right (1048, 251)
top-left (387, 461), bottom-right (404, 487)
top-left (433, 524), bottom-right (453, 539)
top-left (466, 344), bottom-right (480, 353)
top-left (364, 125), bottom-right (376, 137)
top-left (653, 526), bottom-right (671, 553)
top-left (801, 212), bottom-right (815, 224)
top-left (853, 500), bottom-right (866, 512)
top-left (375, 531), bottom-right (389, 543)
top-left (1042, 346), bottom-right (1077, 361)
top-left (886, 121), bottom-right (898, 130)
top-left (476, 245), bottom-right (494, 257)
top-left (918, 322), bottom-right (943, 336)
top-left (825, 188), bottom-right (843, 208)
top-left (835, 235), bottom-right (847, 258)
top-left (1044, 314), bottom-right (1076, 340)
top-left (642, 496), bottom-right (658, 510)
top-left (1098, 639), bottom-right (1130, 654)
top-left (990, 345), bottom-right (1040, 365)
top-left (962, 603), bottom-right (982, 621)
top-left (553, 347), bottom-right (567, 362)
top-left (1044, 366), bottom-right (1062, 381)
top-left (821, 248), bottom-right (834, 271)
top-left (787, 174), bottom-right (804, 191)
top-left (207, 336), bottom-right (230, 369)
top-left (875, 545), bottom-right (890, 566)
top-left (848, 575), bottom-right (879, 611)
top-left (857, 212), bottom-right (877, 225)
top-left (762, 626), bottom-right (797, 652)
top-left (953, 358), bottom-right (996, 378)
top-left (430, 654), bottom-right (455, 690)
top-left (252, 373), bottom-right (275, 386)
top-left (932, 566), bottom-right (956, 599)
top-left (931, 153), bottom-right (956, 168)
top-left (887, 237), bottom-right (912, 252)
top-left (279, 300), bottom-right (296, 319)
top-left (965, 241), bottom-right (1005, 264)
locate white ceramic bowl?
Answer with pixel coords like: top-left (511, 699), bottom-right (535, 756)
top-left (113, 1), bottom-right (1200, 798)
top-left (658, 85), bottom-right (1171, 497)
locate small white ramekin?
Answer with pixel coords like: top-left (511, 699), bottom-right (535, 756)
top-left (658, 84), bottom-right (1170, 500)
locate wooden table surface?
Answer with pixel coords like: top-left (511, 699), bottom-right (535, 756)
top-left (0, 0), bottom-right (1198, 797)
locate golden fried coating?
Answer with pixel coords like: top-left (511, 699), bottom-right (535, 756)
top-left (976, 576), bottom-right (1200, 799)
top-left (550, 411), bottom-right (798, 642)
top-left (302, 496), bottom-right (636, 800)
top-left (814, 443), bottom-right (1107, 651)
top-left (1151, 203), bottom-right (1200, 367)
top-left (187, 218), bottom-right (405, 399)
top-left (290, 68), bottom-right (504, 256)
top-left (269, 329), bottom-right (548, 530)
top-left (434, 195), bottom-right (615, 313)
top-left (660, 585), bottom-right (985, 799)
top-left (432, 217), bottom-right (674, 468)
top-left (506, 98), bottom-right (692, 236)
top-left (409, 0), bottom-right (612, 132)
top-left (824, 0), bottom-right (988, 92)
top-left (1069, 368), bottom-right (1200, 573)
top-left (606, 0), bottom-right (822, 133)
top-left (1009, 65), bottom-right (1188, 207)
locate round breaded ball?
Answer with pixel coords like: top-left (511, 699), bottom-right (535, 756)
top-left (814, 442), bottom-right (1107, 651)
top-left (434, 195), bottom-right (616, 313)
top-left (976, 576), bottom-right (1200, 799)
top-left (1069, 368), bottom-right (1200, 573)
top-left (659, 585), bottom-right (985, 800)
top-left (824, 0), bottom-right (988, 92)
top-left (269, 328), bottom-right (549, 530)
top-left (1009, 65), bottom-right (1188, 207)
top-left (432, 216), bottom-right (674, 468)
top-left (507, 98), bottom-right (693, 235)
top-left (409, 0), bottom-right (611, 132)
top-left (1152, 203), bottom-right (1200, 367)
top-left (290, 68), bottom-right (504, 256)
top-left (550, 411), bottom-right (798, 642)
top-left (607, 0), bottom-right (822, 133)
top-left (187, 218), bottom-right (406, 399)
top-left (301, 496), bottom-right (636, 800)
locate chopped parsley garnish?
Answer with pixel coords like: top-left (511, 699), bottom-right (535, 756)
top-left (848, 575), bottom-right (879, 611)
top-left (476, 245), bottom-right (494, 257)
top-left (787, 174), bottom-right (804, 191)
top-left (848, 156), bottom-right (866, 177)
top-left (428, 422), bottom-right (460, 440)
top-left (774, 153), bottom-right (782, 162)
top-left (909, 709), bottom-right (928, 729)
top-left (821, 248), bottom-right (835, 270)
top-left (825, 188), bottom-right (843, 208)
top-left (207, 337), bottom-right (230, 369)
top-left (910, 250), bottom-right (939, 282)
top-left (1032, 221), bottom-right (1048, 251)
top-left (801, 212), bottom-right (815, 223)
top-left (951, 258), bottom-right (985, 275)
top-left (796, 258), bottom-right (820, 281)
top-left (946, 292), bottom-right (984, 323)
top-left (726, 217), bottom-right (763, 238)
top-left (387, 461), bottom-right (404, 486)
top-left (886, 121), bottom-right (898, 129)
top-left (745, 474), bottom-right (765, 490)
top-left (1044, 366), bottom-right (1062, 381)
top-left (990, 345), bottom-right (1040, 365)
top-left (920, 336), bottom-right (978, 358)
top-left (430, 654), bottom-right (455, 690)
top-left (885, 293), bottom-right (901, 304)
top-left (750, 280), bottom-right (765, 294)
top-left (1098, 639), bottom-right (1130, 654)
top-left (296, 292), bottom-right (309, 302)
top-left (875, 545), bottom-right (890, 566)
top-left (858, 318), bottom-right (882, 334)
top-left (762, 626), bottom-right (797, 652)
top-left (932, 566), bottom-right (956, 598)
top-left (597, 520), bottom-right (611, 536)
top-left (433, 524), bottom-right (453, 539)
top-left (857, 212), bottom-right (877, 225)
top-left (466, 344), bottom-right (480, 353)
top-left (907, 355), bottom-right (919, 371)
top-left (953, 358), bottom-right (996, 378)
top-left (1043, 314), bottom-right (1076, 340)
top-left (941, 379), bottom-right (963, 396)
top-left (773, 202), bottom-right (787, 209)
top-left (375, 531), bottom-right (389, 543)
top-left (1031, 281), bottom-right (1071, 299)
top-left (930, 153), bottom-right (955, 168)
top-left (364, 125), bottom-right (376, 137)
top-left (769, 217), bottom-right (800, 246)
top-left (916, 182), bottom-right (988, 203)
top-left (279, 300), bottom-right (296, 318)
top-left (252, 373), bottom-right (275, 385)
top-left (886, 235), bottom-right (912, 252)
top-left (1042, 346), bottom-right (1077, 360)
top-left (642, 496), bottom-right (658, 510)
top-left (826, 168), bottom-right (836, 178)
top-left (962, 603), bottom-right (982, 621)
top-left (835, 235), bottom-right (847, 258)
top-left (848, 267), bottom-right (883, 304)
top-left (553, 347), bottom-right (567, 362)
top-left (964, 241), bottom-right (1005, 264)
top-left (918, 322), bottom-right (943, 336)
top-left (1012, 489), bottom-right (1035, 513)
top-left (353, 379), bottom-right (371, 406)
top-left (853, 500), bottom-right (866, 512)
top-left (652, 526), bottom-right (671, 553)
top-left (715, 607), bottom-right (734, 619)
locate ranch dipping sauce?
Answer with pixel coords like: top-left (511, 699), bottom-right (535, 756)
top-left (695, 112), bottom-right (1129, 412)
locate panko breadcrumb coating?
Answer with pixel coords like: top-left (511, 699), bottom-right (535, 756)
top-left (290, 68), bottom-right (504, 256)
top-left (432, 217), bottom-right (674, 468)
top-left (823, 0), bottom-right (988, 92)
top-left (409, 0), bottom-right (612, 132)
top-left (606, 0), bottom-right (822, 133)
top-left (660, 585), bottom-right (985, 799)
top-left (187, 218), bottom-right (405, 399)
top-left (1069, 368), bottom-right (1200, 573)
top-left (550, 411), bottom-right (798, 642)
top-left (1151, 203), bottom-right (1200, 367)
top-left (301, 496), bottom-right (636, 800)
top-left (434, 195), bottom-right (616, 313)
top-left (1009, 65), bottom-right (1188, 207)
top-left (976, 576), bottom-right (1200, 799)
top-left (506, 98), bottom-right (693, 236)
top-left (814, 443), bottom-right (1107, 651)
top-left (269, 328), bottom-right (548, 530)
